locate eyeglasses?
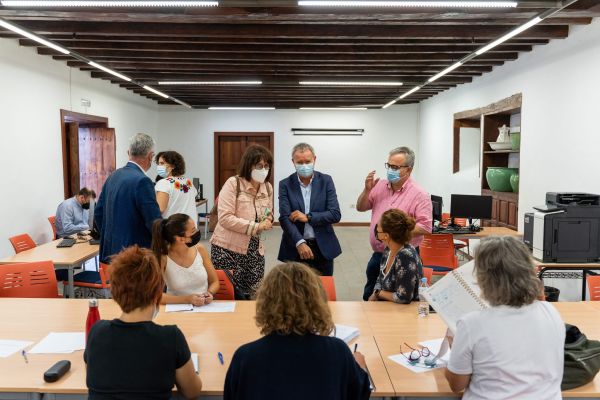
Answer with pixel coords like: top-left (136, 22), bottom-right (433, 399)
top-left (385, 163), bottom-right (410, 171)
top-left (401, 343), bottom-right (431, 363)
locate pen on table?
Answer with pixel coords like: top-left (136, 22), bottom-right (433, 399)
top-left (21, 350), bottom-right (28, 364)
top-left (353, 343), bottom-right (358, 353)
top-left (218, 352), bottom-right (224, 365)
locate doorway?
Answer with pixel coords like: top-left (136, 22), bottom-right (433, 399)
top-left (214, 132), bottom-right (274, 195)
top-left (60, 110), bottom-right (116, 199)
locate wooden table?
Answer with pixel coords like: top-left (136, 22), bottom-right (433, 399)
top-left (537, 262), bottom-right (600, 301)
top-left (447, 226), bottom-right (521, 240)
top-left (0, 240), bottom-right (99, 298)
top-left (0, 299), bottom-right (394, 400)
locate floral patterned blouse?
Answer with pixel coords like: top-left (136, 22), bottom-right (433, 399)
top-left (374, 244), bottom-right (423, 304)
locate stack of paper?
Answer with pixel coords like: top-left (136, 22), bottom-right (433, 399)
top-left (332, 324), bottom-right (360, 343)
top-left (0, 340), bottom-right (33, 358)
top-left (191, 353), bottom-right (199, 374)
top-left (29, 332), bottom-right (85, 354)
top-left (165, 302), bottom-right (236, 313)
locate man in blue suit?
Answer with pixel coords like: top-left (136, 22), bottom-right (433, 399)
top-left (278, 143), bottom-right (342, 276)
top-left (94, 133), bottom-right (161, 263)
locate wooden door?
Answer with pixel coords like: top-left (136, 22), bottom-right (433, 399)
top-left (214, 132), bottom-right (274, 196)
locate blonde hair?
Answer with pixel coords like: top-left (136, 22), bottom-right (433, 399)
top-left (474, 236), bottom-right (542, 307)
top-left (255, 262), bottom-right (334, 336)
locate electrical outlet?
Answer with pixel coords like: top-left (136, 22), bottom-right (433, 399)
top-left (81, 98), bottom-right (91, 107)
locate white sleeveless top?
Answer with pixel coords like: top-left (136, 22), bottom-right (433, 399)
top-left (165, 251), bottom-right (208, 296)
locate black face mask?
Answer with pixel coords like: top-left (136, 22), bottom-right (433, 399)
top-left (186, 230), bottom-right (202, 248)
top-left (374, 224), bottom-right (382, 243)
top-left (82, 202), bottom-right (91, 210)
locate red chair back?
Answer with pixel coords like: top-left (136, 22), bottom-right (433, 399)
top-left (319, 276), bottom-right (337, 301)
top-left (420, 234), bottom-right (459, 275)
top-left (422, 266), bottom-right (433, 285)
top-left (0, 261), bottom-right (60, 298)
top-left (587, 276), bottom-right (600, 301)
top-left (48, 216), bottom-right (57, 240)
top-left (9, 234), bottom-right (36, 254)
top-left (214, 269), bottom-right (235, 300)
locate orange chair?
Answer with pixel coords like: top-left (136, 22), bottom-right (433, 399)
top-left (422, 266), bottom-right (434, 285)
top-left (0, 261), bottom-right (60, 298)
top-left (214, 269), bottom-right (235, 300)
top-left (9, 234), bottom-right (36, 254)
top-left (587, 275), bottom-right (600, 301)
top-left (419, 234), bottom-right (459, 276)
top-left (48, 216), bottom-right (57, 240)
top-left (440, 213), bottom-right (470, 254)
top-left (319, 276), bottom-right (337, 301)
top-left (66, 263), bottom-right (112, 298)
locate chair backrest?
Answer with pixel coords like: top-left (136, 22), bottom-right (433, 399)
top-left (419, 234), bottom-right (459, 270)
top-left (48, 216), bottom-right (57, 240)
top-left (214, 269), bottom-right (235, 300)
top-left (99, 263), bottom-right (112, 289)
top-left (9, 234), bottom-right (36, 254)
top-left (0, 261), bottom-right (60, 298)
top-left (441, 212), bottom-right (450, 227)
top-left (453, 217), bottom-right (468, 227)
top-left (587, 275), bottom-right (600, 301)
top-left (319, 276), bottom-right (337, 301)
top-left (422, 266), bottom-right (433, 285)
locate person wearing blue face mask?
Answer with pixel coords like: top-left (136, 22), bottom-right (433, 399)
top-left (278, 143), bottom-right (342, 276)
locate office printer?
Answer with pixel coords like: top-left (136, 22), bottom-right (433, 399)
top-left (524, 192), bottom-right (600, 262)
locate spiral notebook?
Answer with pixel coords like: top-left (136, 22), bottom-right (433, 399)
top-left (423, 261), bottom-right (488, 334)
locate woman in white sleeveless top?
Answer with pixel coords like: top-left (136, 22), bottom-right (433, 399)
top-left (152, 213), bottom-right (219, 306)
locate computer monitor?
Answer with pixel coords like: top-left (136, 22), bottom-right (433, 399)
top-left (193, 178), bottom-right (200, 191)
top-left (431, 195), bottom-right (443, 222)
top-left (450, 194), bottom-right (493, 220)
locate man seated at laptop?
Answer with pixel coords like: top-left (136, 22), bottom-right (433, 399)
top-left (55, 187), bottom-right (93, 238)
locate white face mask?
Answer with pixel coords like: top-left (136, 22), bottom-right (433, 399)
top-left (251, 168), bottom-right (269, 183)
top-left (152, 304), bottom-right (159, 320)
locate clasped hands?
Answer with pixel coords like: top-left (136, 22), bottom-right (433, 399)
top-left (187, 292), bottom-right (214, 307)
top-left (291, 210), bottom-right (313, 260)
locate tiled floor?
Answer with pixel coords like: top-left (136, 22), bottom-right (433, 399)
top-left (201, 226), bottom-right (372, 301)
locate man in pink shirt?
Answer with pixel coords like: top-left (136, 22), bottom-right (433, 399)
top-left (356, 146), bottom-right (432, 300)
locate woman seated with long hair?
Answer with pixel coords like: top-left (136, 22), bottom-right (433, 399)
top-left (445, 236), bottom-right (565, 399)
top-left (151, 213), bottom-right (220, 306)
top-left (84, 246), bottom-right (203, 400)
top-left (224, 262), bottom-right (371, 400)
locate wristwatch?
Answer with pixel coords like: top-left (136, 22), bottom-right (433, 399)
top-left (307, 213), bottom-right (312, 223)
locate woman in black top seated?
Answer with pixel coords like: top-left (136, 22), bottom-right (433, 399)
top-left (224, 262), bottom-right (371, 400)
top-left (84, 246), bottom-right (203, 400)
top-left (369, 209), bottom-right (423, 304)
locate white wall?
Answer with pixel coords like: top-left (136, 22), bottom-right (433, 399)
top-left (418, 18), bottom-right (600, 230)
top-left (157, 106), bottom-right (419, 222)
top-left (0, 38), bottom-right (159, 258)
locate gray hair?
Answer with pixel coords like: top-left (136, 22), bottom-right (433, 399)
top-left (129, 133), bottom-right (155, 157)
top-left (291, 142), bottom-right (315, 158)
top-left (474, 236), bottom-right (542, 307)
top-left (389, 146), bottom-right (415, 168)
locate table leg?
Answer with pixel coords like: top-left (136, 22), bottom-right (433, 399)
top-left (68, 265), bottom-right (75, 299)
top-left (581, 269), bottom-right (588, 301)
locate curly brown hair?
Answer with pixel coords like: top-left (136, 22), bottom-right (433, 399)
top-left (110, 246), bottom-right (165, 313)
top-left (238, 144), bottom-right (273, 183)
top-left (255, 262), bottom-right (334, 336)
top-left (156, 150), bottom-right (186, 176)
top-left (379, 209), bottom-right (416, 245)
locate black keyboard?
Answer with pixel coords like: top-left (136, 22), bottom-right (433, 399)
top-left (57, 238), bottom-right (76, 248)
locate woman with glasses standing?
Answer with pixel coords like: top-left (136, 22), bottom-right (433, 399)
top-left (368, 209), bottom-right (423, 303)
top-left (210, 144), bottom-right (274, 299)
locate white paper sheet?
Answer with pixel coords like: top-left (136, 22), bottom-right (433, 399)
top-left (29, 332), bottom-right (85, 354)
top-left (165, 304), bottom-right (194, 312)
top-left (165, 302), bottom-right (236, 313)
top-left (332, 324), bottom-right (360, 343)
top-left (0, 340), bottom-right (33, 358)
top-left (388, 337), bottom-right (450, 374)
top-left (192, 353), bottom-right (199, 374)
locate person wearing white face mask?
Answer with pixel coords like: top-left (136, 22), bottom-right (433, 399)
top-left (210, 144), bottom-right (274, 298)
top-left (154, 150), bottom-right (198, 226)
top-left (278, 143), bottom-right (341, 276)
top-left (84, 246), bottom-right (203, 400)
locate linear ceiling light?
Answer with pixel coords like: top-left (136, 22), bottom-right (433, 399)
top-left (299, 81), bottom-right (403, 86)
top-left (0, 18), bottom-right (70, 54)
top-left (0, 0), bottom-right (218, 6)
top-left (382, 85), bottom-right (421, 108)
top-left (298, 1), bottom-right (517, 7)
top-left (428, 61), bottom-right (463, 83)
top-left (300, 107), bottom-right (368, 110)
top-left (476, 16), bottom-right (542, 55)
top-left (171, 98), bottom-right (193, 109)
top-left (143, 85), bottom-right (169, 99)
top-left (209, 107), bottom-right (276, 110)
top-left (88, 61), bottom-right (131, 82)
top-left (158, 81), bottom-right (262, 85)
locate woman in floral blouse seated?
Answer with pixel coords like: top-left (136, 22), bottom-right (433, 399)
top-left (368, 209), bottom-right (423, 303)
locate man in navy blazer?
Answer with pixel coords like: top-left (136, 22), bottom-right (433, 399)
top-left (278, 143), bottom-right (342, 276)
top-left (94, 133), bottom-right (161, 263)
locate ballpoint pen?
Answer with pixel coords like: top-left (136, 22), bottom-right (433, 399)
top-left (354, 343), bottom-right (358, 353)
top-left (218, 352), bottom-right (224, 365)
top-left (21, 350), bottom-right (28, 364)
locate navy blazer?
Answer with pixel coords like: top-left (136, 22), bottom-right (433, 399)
top-left (278, 171), bottom-right (342, 262)
top-left (94, 162), bottom-right (161, 263)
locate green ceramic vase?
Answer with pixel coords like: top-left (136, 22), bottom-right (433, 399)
top-left (510, 172), bottom-right (519, 193)
top-left (510, 132), bottom-right (521, 150)
top-left (486, 167), bottom-right (518, 192)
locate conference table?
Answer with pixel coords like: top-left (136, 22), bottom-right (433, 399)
top-left (0, 240), bottom-right (99, 299)
top-left (435, 226), bottom-right (522, 260)
top-left (0, 300), bottom-right (598, 400)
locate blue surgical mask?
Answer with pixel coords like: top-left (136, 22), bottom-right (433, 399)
top-left (296, 163), bottom-right (314, 178)
top-left (156, 165), bottom-right (168, 178)
top-left (387, 168), bottom-right (401, 183)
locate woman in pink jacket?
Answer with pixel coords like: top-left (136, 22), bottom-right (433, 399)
top-left (210, 145), bottom-right (274, 298)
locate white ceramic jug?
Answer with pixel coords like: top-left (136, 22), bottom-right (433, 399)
top-left (496, 124), bottom-right (511, 143)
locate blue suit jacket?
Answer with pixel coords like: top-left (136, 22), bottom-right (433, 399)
top-left (94, 162), bottom-right (161, 263)
top-left (278, 171), bottom-right (342, 262)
